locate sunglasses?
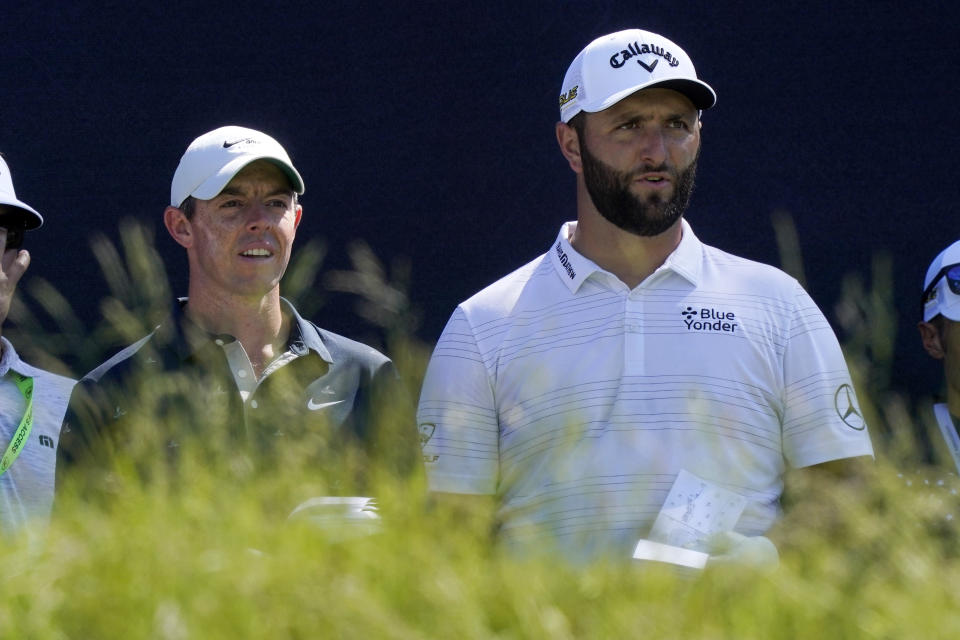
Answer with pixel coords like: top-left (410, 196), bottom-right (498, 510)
top-left (922, 263), bottom-right (960, 307)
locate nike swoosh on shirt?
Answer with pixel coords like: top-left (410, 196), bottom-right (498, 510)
top-left (307, 398), bottom-right (347, 411)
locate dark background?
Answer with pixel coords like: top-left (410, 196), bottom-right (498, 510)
top-left (2, 0), bottom-right (956, 408)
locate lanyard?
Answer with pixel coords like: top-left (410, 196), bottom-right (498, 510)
top-left (0, 371), bottom-right (34, 476)
top-left (933, 403), bottom-right (960, 475)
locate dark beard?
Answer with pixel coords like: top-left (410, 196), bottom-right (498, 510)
top-left (580, 141), bottom-right (698, 237)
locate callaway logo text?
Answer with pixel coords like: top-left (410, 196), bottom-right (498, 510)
top-left (609, 41), bottom-right (681, 71)
top-left (680, 306), bottom-right (738, 334)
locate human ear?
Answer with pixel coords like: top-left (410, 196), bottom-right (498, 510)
top-left (556, 121), bottom-right (583, 174)
top-left (919, 321), bottom-right (946, 359)
top-left (163, 206), bottom-right (193, 249)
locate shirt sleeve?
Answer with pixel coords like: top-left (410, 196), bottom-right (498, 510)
top-left (417, 307), bottom-right (499, 494)
top-left (780, 282), bottom-right (874, 467)
top-left (362, 356), bottom-right (424, 481)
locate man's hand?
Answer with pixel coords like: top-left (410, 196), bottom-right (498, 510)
top-left (706, 531), bottom-right (779, 571)
top-left (0, 228), bottom-right (30, 330)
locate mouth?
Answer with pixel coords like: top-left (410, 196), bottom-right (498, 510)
top-left (635, 173), bottom-right (670, 185)
top-left (239, 248), bottom-right (273, 258)
top-left (631, 172), bottom-right (675, 195)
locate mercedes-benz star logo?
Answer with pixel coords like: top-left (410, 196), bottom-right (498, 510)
top-left (833, 384), bottom-right (865, 431)
top-left (418, 422), bottom-right (436, 448)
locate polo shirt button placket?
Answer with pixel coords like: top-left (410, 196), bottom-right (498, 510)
top-left (624, 288), bottom-right (645, 376)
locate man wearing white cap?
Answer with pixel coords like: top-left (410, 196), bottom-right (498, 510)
top-left (417, 29), bottom-right (874, 565)
top-left (59, 127), bottom-right (419, 494)
top-left (918, 241), bottom-right (960, 472)
top-left (0, 154), bottom-right (75, 534)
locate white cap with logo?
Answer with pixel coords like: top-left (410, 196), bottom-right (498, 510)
top-left (0, 155), bottom-right (43, 229)
top-left (558, 28), bottom-right (716, 123)
top-left (170, 126), bottom-right (305, 208)
top-left (923, 240), bottom-right (960, 322)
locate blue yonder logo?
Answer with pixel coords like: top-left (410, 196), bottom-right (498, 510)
top-left (680, 306), bottom-right (738, 333)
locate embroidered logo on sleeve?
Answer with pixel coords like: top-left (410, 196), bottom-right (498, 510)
top-left (418, 422), bottom-right (439, 463)
top-left (834, 384), bottom-right (866, 431)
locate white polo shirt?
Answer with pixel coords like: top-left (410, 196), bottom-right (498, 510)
top-left (418, 220), bottom-right (874, 558)
top-left (0, 337), bottom-right (75, 536)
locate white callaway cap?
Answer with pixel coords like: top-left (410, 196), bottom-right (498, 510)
top-left (559, 28), bottom-right (716, 123)
top-left (923, 240), bottom-right (960, 322)
top-left (170, 125), bottom-right (305, 208)
top-left (0, 155), bottom-right (43, 229)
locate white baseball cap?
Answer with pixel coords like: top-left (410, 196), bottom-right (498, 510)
top-left (559, 29), bottom-right (716, 123)
top-left (0, 155), bottom-right (43, 229)
top-left (922, 240), bottom-right (960, 322)
top-left (170, 126), bottom-right (305, 208)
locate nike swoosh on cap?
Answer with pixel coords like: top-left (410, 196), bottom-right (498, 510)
top-left (307, 398), bottom-right (347, 411)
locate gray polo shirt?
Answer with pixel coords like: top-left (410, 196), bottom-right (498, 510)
top-left (0, 337), bottom-right (75, 535)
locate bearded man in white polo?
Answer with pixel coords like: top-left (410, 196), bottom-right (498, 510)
top-left (417, 29), bottom-right (874, 565)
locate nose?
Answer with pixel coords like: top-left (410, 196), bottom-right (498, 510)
top-left (634, 126), bottom-right (668, 167)
top-left (244, 202), bottom-right (273, 232)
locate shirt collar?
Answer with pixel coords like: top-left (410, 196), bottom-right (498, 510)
top-left (548, 222), bottom-right (594, 292)
top-left (662, 218), bottom-right (703, 286)
top-left (0, 337), bottom-right (20, 377)
top-left (283, 298), bottom-right (333, 363)
top-left (167, 297), bottom-right (333, 364)
top-left (548, 218), bottom-right (704, 293)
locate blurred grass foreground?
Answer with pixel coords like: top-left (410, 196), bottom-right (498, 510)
top-left (2, 219), bottom-right (960, 638)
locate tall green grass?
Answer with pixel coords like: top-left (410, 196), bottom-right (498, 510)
top-left (1, 219), bottom-right (958, 638)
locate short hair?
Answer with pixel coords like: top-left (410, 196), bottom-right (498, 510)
top-left (180, 196), bottom-right (197, 220)
top-left (568, 112), bottom-right (586, 142)
top-left (178, 192), bottom-right (299, 220)
top-left (931, 314), bottom-right (948, 338)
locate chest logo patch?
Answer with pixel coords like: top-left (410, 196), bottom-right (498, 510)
top-left (680, 306), bottom-right (738, 334)
top-left (307, 398), bottom-right (347, 411)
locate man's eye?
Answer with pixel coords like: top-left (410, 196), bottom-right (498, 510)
top-left (220, 200), bottom-right (241, 208)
